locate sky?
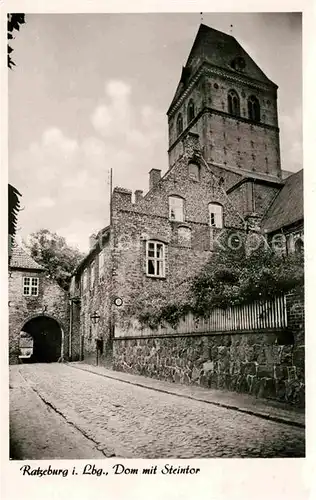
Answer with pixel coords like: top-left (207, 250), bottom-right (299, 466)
top-left (9, 12), bottom-right (302, 252)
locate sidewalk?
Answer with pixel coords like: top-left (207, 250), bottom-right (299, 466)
top-left (67, 362), bottom-right (305, 428)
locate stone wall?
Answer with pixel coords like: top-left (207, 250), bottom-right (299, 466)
top-left (9, 269), bottom-right (69, 364)
top-left (113, 288), bottom-right (304, 407)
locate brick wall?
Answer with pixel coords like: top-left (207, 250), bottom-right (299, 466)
top-left (112, 287), bottom-right (304, 407)
top-left (73, 145), bottom-right (249, 363)
top-left (168, 71), bottom-right (281, 179)
top-left (9, 269), bottom-right (69, 364)
top-left (71, 239), bottom-right (114, 363)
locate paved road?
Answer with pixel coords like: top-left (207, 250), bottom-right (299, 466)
top-left (9, 363), bottom-right (305, 459)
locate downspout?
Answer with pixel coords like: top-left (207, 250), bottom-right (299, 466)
top-left (69, 299), bottom-right (72, 360)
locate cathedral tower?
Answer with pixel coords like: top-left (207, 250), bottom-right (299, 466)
top-left (167, 24), bottom-right (281, 182)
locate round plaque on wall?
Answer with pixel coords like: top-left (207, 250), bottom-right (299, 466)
top-left (114, 297), bottom-right (123, 307)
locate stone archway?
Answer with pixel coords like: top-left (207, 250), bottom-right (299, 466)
top-left (21, 315), bottom-right (63, 363)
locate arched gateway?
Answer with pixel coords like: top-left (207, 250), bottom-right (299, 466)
top-left (19, 315), bottom-right (64, 363)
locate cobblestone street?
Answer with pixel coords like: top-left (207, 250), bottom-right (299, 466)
top-left (9, 363), bottom-right (305, 459)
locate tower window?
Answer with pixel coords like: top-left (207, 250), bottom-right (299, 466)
top-left (176, 114), bottom-right (183, 135)
top-left (188, 162), bottom-right (200, 182)
top-left (228, 90), bottom-right (240, 117)
top-left (209, 203), bottom-right (223, 228)
top-left (248, 95), bottom-right (260, 122)
top-left (187, 99), bottom-right (195, 123)
top-left (169, 196), bottom-right (184, 222)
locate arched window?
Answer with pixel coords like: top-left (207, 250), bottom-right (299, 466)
top-left (248, 95), bottom-right (260, 122)
top-left (187, 99), bottom-right (195, 123)
top-left (209, 203), bottom-right (223, 228)
top-left (188, 162), bottom-right (200, 182)
top-left (178, 227), bottom-right (191, 247)
top-left (176, 114), bottom-right (183, 136)
top-left (169, 196), bottom-right (184, 222)
top-left (228, 90), bottom-right (240, 117)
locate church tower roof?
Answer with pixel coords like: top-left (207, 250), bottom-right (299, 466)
top-left (168, 23), bottom-right (277, 114)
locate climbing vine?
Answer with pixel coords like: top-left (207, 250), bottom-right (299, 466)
top-left (125, 240), bottom-right (304, 329)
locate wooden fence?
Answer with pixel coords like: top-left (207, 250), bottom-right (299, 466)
top-left (114, 295), bottom-right (288, 338)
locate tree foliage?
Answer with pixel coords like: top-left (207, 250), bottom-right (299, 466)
top-left (190, 245), bottom-right (304, 317)
top-left (8, 14), bottom-right (25, 69)
top-left (24, 229), bottom-right (84, 291)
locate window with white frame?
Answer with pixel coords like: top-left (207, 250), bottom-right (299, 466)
top-left (146, 241), bottom-right (165, 278)
top-left (178, 227), bottom-right (191, 247)
top-left (169, 196), bottom-right (184, 222)
top-left (23, 277), bottom-right (39, 296)
top-left (99, 250), bottom-right (105, 279)
top-left (90, 261), bottom-right (95, 290)
top-left (209, 203), bottom-right (223, 228)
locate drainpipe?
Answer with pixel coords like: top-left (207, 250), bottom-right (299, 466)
top-left (69, 299), bottom-right (72, 360)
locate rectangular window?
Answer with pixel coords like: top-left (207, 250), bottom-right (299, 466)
top-left (99, 250), bottom-right (105, 279)
top-left (146, 241), bottom-right (165, 278)
top-left (23, 277), bottom-right (39, 296)
top-left (81, 269), bottom-right (88, 292)
top-left (169, 196), bottom-right (184, 222)
top-left (90, 261), bottom-right (95, 290)
top-left (209, 204), bottom-right (223, 228)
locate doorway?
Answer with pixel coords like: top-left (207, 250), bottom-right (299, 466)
top-left (21, 316), bottom-right (63, 362)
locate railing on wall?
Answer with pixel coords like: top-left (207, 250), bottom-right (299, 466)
top-left (115, 295), bottom-right (287, 338)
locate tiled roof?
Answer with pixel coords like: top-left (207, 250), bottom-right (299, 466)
top-left (10, 245), bottom-right (45, 270)
top-left (168, 24), bottom-right (275, 113)
top-left (262, 169), bottom-right (303, 233)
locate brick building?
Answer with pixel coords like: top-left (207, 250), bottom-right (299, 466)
top-left (69, 24), bottom-right (303, 365)
top-left (9, 245), bottom-right (70, 364)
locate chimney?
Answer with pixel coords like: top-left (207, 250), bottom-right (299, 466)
top-left (89, 234), bottom-right (97, 249)
top-left (149, 169), bottom-right (161, 190)
top-left (134, 190), bottom-right (143, 203)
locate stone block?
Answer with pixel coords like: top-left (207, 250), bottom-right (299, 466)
top-left (287, 366), bottom-right (297, 381)
top-left (273, 364), bottom-right (287, 380)
top-left (293, 345), bottom-right (305, 369)
top-left (202, 360), bottom-right (214, 373)
top-left (275, 379), bottom-right (287, 401)
top-left (257, 377), bottom-right (276, 399)
top-left (191, 366), bottom-right (200, 382)
top-left (217, 346), bottom-right (228, 358)
top-left (245, 346), bottom-right (255, 362)
top-left (257, 364), bottom-right (273, 378)
top-left (279, 345), bottom-right (293, 365)
top-left (285, 379), bottom-right (304, 406)
top-left (246, 374), bottom-right (256, 392)
top-left (217, 374), bottom-right (227, 390)
top-left (244, 362), bottom-right (257, 376)
top-left (211, 346), bottom-right (218, 360)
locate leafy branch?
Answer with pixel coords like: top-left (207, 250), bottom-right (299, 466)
top-left (8, 14), bottom-right (25, 69)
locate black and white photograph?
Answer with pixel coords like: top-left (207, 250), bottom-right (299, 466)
top-left (4, 4), bottom-right (312, 498)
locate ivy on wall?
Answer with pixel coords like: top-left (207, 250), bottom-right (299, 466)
top-left (125, 237), bottom-right (304, 329)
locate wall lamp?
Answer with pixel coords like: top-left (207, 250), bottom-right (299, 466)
top-left (90, 310), bottom-right (101, 325)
